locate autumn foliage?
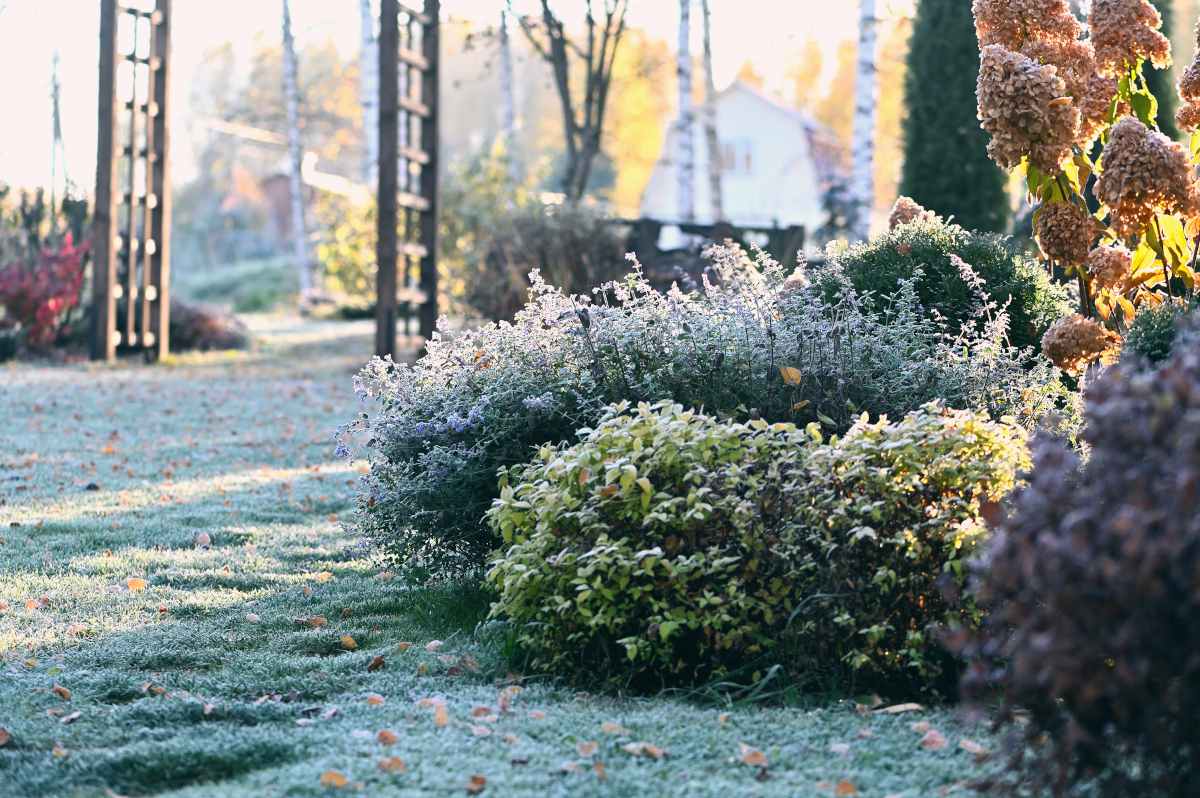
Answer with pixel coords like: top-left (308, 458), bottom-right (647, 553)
top-left (0, 234), bottom-right (88, 349)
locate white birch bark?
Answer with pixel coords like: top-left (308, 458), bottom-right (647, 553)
top-left (676, 0), bottom-right (695, 223)
top-left (359, 0), bottom-right (379, 187)
top-left (499, 7), bottom-right (520, 184)
top-left (699, 0), bottom-right (722, 223)
top-left (851, 0), bottom-right (877, 241)
top-left (282, 0), bottom-right (312, 297)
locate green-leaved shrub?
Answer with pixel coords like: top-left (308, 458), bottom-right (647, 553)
top-left (827, 215), bottom-right (1070, 350)
top-left (344, 245), bottom-right (1065, 579)
top-left (485, 401), bottom-right (1029, 692)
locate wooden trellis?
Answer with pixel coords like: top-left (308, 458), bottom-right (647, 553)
top-left (376, 0), bottom-right (439, 358)
top-left (92, 0), bottom-right (172, 362)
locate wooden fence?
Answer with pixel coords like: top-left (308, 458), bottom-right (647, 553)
top-left (92, 0), bottom-right (172, 361)
top-left (376, 0), bottom-right (440, 358)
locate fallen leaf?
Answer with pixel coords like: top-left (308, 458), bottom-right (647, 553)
top-left (434, 703), bottom-right (449, 727)
top-left (528, 710), bottom-right (545, 720)
top-left (471, 706), bottom-right (494, 718)
top-left (959, 738), bottom-right (988, 756)
top-left (470, 724), bottom-right (492, 737)
top-left (593, 760), bottom-right (607, 781)
top-left (314, 571), bottom-right (334, 583)
top-left (835, 780), bottom-right (859, 796)
top-left (425, 640), bottom-right (443, 653)
top-left (718, 712), bottom-right (730, 726)
top-left (378, 756), bottom-right (406, 773)
top-left (397, 642), bottom-right (413, 652)
top-left (910, 721), bottom-right (931, 734)
top-left (321, 706), bottom-right (340, 721)
top-left (51, 684), bottom-right (72, 701)
top-left (0, 600), bottom-right (9, 613)
top-left (559, 761), bottom-right (581, 774)
top-left (340, 608), bottom-right (352, 619)
top-left (876, 702), bottom-right (923, 715)
top-left (51, 742), bottom-right (68, 758)
top-left (920, 728), bottom-right (948, 751)
top-left (622, 741), bottom-right (666, 759)
top-left (601, 721), bottom-right (630, 735)
top-left (365, 693), bottom-right (386, 706)
top-left (203, 703), bottom-right (215, 716)
top-left (367, 655), bottom-right (385, 672)
top-left (576, 740), bottom-right (598, 757)
top-left (0, 728), bottom-right (10, 747)
top-left (319, 770), bottom-right (348, 788)
top-left (466, 774), bottom-right (487, 794)
top-left (780, 366), bottom-right (803, 385)
top-left (194, 532), bottom-right (211, 548)
top-left (245, 613), bottom-right (260, 623)
top-left (126, 577), bottom-right (147, 592)
top-left (739, 743), bottom-right (768, 767)
top-left (340, 635), bottom-right (358, 651)
top-left (60, 711), bottom-right (82, 725)
top-left (376, 729), bottom-right (399, 746)
top-left (295, 615), bottom-right (327, 628)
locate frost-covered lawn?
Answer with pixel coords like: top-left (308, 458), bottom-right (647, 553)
top-left (0, 317), bottom-right (994, 797)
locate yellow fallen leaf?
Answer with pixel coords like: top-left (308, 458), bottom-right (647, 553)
top-left (319, 770), bottom-right (348, 788)
top-left (919, 728), bottom-right (948, 751)
top-left (377, 729), bottom-right (399, 746)
top-left (365, 693), bottom-right (386, 706)
top-left (434, 703), bottom-right (449, 727)
top-left (576, 740), bottom-right (598, 757)
top-left (835, 780), bottom-right (859, 796)
top-left (125, 577), bottom-right (147, 592)
top-left (51, 684), bottom-right (72, 701)
top-left (600, 721), bottom-right (630, 735)
top-left (780, 366), bottom-right (803, 385)
top-left (425, 640), bottom-right (443, 653)
top-left (378, 756), bottom-right (406, 773)
top-left (51, 742), bottom-right (68, 759)
top-left (466, 774), bottom-right (487, 794)
top-left (340, 635), bottom-right (358, 651)
top-left (314, 571), bottom-right (334, 583)
top-left (738, 742), bottom-right (767, 767)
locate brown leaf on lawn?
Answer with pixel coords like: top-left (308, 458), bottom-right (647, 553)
top-left (126, 577), bottom-right (147, 592)
top-left (835, 780), bottom-right (859, 796)
top-left (497, 685), bottom-right (521, 713)
top-left (470, 725), bottom-right (492, 737)
top-left (377, 729), bottom-right (399, 746)
top-left (314, 571), bottom-right (334, 583)
top-left (600, 721), bottom-right (630, 735)
top-left (365, 693), bottom-right (386, 706)
top-left (910, 721), bottom-right (931, 734)
top-left (0, 600), bottom-right (8, 613)
top-left (739, 743), bottom-right (768, 767)
top-left (378, 756), bottom-right (406, 773)
top-left (319, 770), bottom-right (348, 788)
top-left (367, 655), bottom-right (385, 672)
top-left (594, 761), bottom-right (607, 781)
top-left (920, 728), bottom-right (948, 751)
top-left (194, 532), bottom-right (211, 548)
top-left (339, 635), bottom-right (358, 651)
top-left (959, 738), bottom-right (989, 756)
top-left (245, 613), bottom-right (260, 623)
top-left (425, 640), bottom-right (443, 653)
top-left (576, 740), bottom-right (598, 757)
top-left (622, 741), bottom-right (666, 760)
top-left (60, 711), bottom-right (82, 725)
top-left (397, 642), bottom-right (413, 651)
top-left (876, 702), bottom-right (923, 715)
top-left (434, 703), bottom-right (449, 727)
top-left (471, 706), bottom-right (494, 718)
top-left (51, 742), bottom-right (68, 759)
top-left (466, 774), bottom-right (487, 794)
top-left (295, 615), bottom-right (327, 629)
top-left (51, 684), bottom-right (72, 701)
top-left (0, 727), bottom-right (10, 747)
top-left (528, 710), bottom-right (546, 720)
top-left (718, 712), bottom-right (730, 726)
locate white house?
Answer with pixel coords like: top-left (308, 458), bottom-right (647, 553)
top-left (639, 80), bottom-right (843, 232)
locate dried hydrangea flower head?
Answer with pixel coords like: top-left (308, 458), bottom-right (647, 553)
top-left (972, 0), bottom-right (1082, 50)
top-left (887, 196), bottom-right (938, 230)
top-left (780, 267), bottom-right (810, 295)
top-left (1089, 0), bottom-right (1171, 76)
top-left (1085, 244), bottom-right (1133, 290)
top-left (1020, 39), bottom-right (1123, 147)
top-left (1176, 22), bottom-right (1200, 131)
top-left (1035, 202), bottom-right (1100, 266)
top-left (977, 45), bottom-right (1080, 173)
top-left (1096, 116), bottom-right (1199, 237)
top-left (1041, 313), bottom-right (1122, 373)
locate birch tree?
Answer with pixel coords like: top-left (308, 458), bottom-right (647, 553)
top-left (851, 0), bottom-right (877, 241)
top-left (699, 0), bottom-right (722, 222)
top-left (359, 0), bottom-right (379, 186)
top-left (499, 7), bottom-right (520, 184)
top-left (282, 0), bottom-right (312, 297)
top-left (676, 0), bottom-right (695, 222)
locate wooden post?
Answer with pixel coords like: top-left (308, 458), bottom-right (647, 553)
top-left (376, 0), bottom-right (400, 358)
top-left (417, 0), bottom-right (439, 340)
top-left (150, 0), bottom-right (172, 359)
top-left (92, 0), bottom-right (119, 362)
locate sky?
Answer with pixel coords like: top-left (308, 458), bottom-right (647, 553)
top-left (0, 0), bottom-right (914, 192)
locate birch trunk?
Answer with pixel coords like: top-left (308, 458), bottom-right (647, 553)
top-left (851, 0), bottom-right (877, 241)
top-left (699, 0), bottom-right (722, 223)
top-left (499, 8), bottom-right (520, 184)
top-left (676, 0), bottom-right (695, 222)
top-left (282, 0), bottom-right (311, 297)
top-left (359, 0), bottom-right (378, 187)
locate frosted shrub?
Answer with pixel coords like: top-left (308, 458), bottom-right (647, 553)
top-left (344, 245), bottom-right (1066, 578)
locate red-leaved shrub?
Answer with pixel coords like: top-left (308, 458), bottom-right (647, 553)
top-left (0, 234), bottom-right (88, 348)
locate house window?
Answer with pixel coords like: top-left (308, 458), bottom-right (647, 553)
top-left (721, 138), bottom-right (753, 175)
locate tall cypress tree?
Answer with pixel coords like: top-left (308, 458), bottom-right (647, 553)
top-left (900, 0), bottom-right (1009, 232)
top-left (1147, 0), bottom-right (1178, 140)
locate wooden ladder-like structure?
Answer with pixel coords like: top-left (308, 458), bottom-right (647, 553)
top-left (92, 0), bottom-right (172, 361)
top-left (376, 0), bottom-right (440, 358)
